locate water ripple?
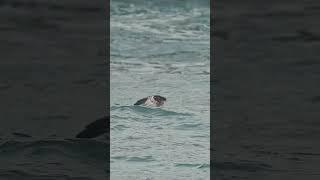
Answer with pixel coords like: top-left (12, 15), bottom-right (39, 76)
top-left (111, 105), bottom-right (193, 117)
top-left (127, 156), bottom-right (156, 162)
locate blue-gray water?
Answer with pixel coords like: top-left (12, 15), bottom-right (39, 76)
top-left (111, 0), bottom-right (210, 179)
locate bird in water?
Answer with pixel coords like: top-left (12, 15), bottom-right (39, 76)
top-left (134, 95), bottom-right (166, 107)
top-left (76, 96), bottom-right (166, 138)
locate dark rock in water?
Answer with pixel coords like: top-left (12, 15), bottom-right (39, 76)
top-left (76, 116), bottom-right (109, 138)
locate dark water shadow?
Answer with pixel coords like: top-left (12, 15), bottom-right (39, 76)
top-left (212, 160), bottom-right (273, 175)
top-left (0, 138), bottom-right (109, 179)
top-left (0, 138), bottom-right (108, 161)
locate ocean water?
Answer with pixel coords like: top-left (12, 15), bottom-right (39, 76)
top-left (110, 0), bottom-right (210, 179)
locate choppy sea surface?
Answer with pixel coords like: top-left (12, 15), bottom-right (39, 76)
top-left (111, 0), bottom-right (210, 179)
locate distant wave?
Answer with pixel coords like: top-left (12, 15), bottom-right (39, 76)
top-left (111, 0), bottom-right (210, 14)
top-left (110, 0), bottom-right (209, 67)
